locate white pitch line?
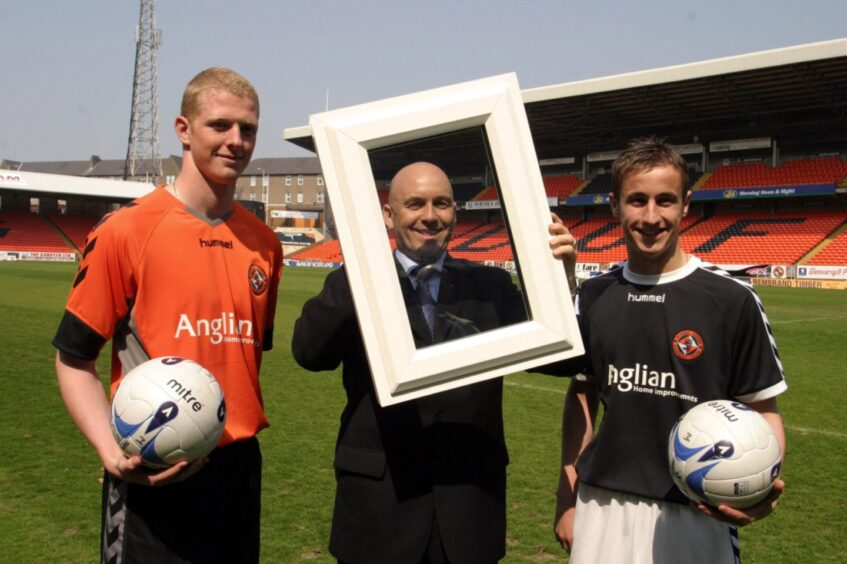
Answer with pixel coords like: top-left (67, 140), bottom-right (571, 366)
top-left (770, 316), bottom-right (847, 325)
top-left (505, 381), bottom-right (568, 395)
top-left (784, 425), bottom-right (847, 439)
top-left (505, 381), bottom-right (847, 439)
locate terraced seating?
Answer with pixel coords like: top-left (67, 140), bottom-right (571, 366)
top-left (805, 227), bottom-right (847, 266)
top-left (49, 214), bottom-right (98, 251)
top-left (568, 215), bottom-right (699, 264)
top-left (468, 176), bottom-right (585, 202)
top-left (544, 176), bottom-right (585, 199)
top-left (702, 157), bottom-right (847, 190)
top-left (680, 211), bottom-right (845, 264)
top-left (287, 210), bottom-right (845, 268)
top-left (578, 173), bottom-right (613, 196)
top-left (0, 211), bottom-right (70, 253)
top-left (290, 239), bottom-right (343, 263)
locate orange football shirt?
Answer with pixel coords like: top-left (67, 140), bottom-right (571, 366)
top-left (53, 187), bottom-right (283, 445)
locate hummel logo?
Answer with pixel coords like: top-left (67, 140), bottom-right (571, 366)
top-left (199, 238), bottom-right (233, 249)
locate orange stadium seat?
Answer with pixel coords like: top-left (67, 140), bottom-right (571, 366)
top-left (0, 211), bottom-right (72, 253)
top-left (49, 213), bottom-right (98, 251)
top-left (568, 216), bottom-right (699, 264)
top-left (680, 211), bottom-right (845, 264)
top-left (543, 175), bottom-right (585, 199)
top-left (448, 221), bottom-right (514, 262)
top-left (290, 239), bottom-right (344, 263)
top-left (287, 210), bottom-right (844, 269)
top-left (806, 225), bottom-right (847, 266)
top-left (471, 186), bottom-right (499, 201)
top-left (702, 157), bottom-right (847, 190)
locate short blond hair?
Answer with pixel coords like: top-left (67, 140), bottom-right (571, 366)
top-left (180, 67), bottom-right (259, 120)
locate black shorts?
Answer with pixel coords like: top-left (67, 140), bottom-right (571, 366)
top-left (100, 437), bottom-right (261, 564)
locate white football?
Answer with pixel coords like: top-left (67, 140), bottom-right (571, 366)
top-left (110, 357), bottom-right (226, 468)
top-left (668, 399), bottom-right (781, 509)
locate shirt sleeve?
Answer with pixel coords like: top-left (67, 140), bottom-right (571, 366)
top-left (729, 288), bottom-right (787, 402)
top-left (52, 217), bottom-right (137, 360)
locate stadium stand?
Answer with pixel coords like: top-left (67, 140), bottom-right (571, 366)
top-left (701, 157), bottom-right (847, 190)
top-left (580, 173), bottom-right (613, 196)
top-left (690, 172), bottom-right (712, 191)
top-left (276, 231), bottom-right (315, 246)
top-left (449, 221), bottom-right (512, 262)
top-left (805, 223), bottom-right (847, 266)
top-left (568, 215), bottom-right (700, 264)
top-left (290, 209), bottom-right (846, 269)
top-left (468, 175), bottom-right (585, 202)
top-left (569, 216), bottom-right (626, 264)
top-left (680, 211), bottom-right (846, 264)
top-left (0, 211), bottom-right (71, 253)
top-left (472, 186), bottom-right (498, 201)
top-left (289, 238), bottom-right (344, 263)
top-left (544, 175), bottom-right (586, 199)
top-left (48, 213), bottom-right (97, 251)
top-left (451, 220), bottom-right (492, 240)
top-left (451, 183), bottom-right (486, 203)
top-left (581, 170), bottom-right (703, 196)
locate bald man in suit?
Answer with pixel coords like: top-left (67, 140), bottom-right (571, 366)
top-left (293, 162), bottom-right (546, 563)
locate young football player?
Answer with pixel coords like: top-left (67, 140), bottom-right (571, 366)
top-left (548, 138), bottom-right (786, 563)
top-left (53, 67), bottom-right (282, 563)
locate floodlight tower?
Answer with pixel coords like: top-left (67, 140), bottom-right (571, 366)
top-left (124, 0), bottom-right (162, 182)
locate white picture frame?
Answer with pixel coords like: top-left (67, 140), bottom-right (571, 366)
top-left (309, 73), bottom-right (583, 406)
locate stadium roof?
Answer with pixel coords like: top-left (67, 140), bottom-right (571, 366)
top-left (0, 170), bottom-right (154, 200)
top-left (1, 155), bottom-right (181, 178)
top-left (283, 38), bottom-right (847, 178)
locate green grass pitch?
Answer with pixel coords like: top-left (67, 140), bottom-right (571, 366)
top-left (0, 262), bottom-right (845, 562)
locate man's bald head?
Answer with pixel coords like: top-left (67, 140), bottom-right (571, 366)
top-left (388, 162), bottom-right (453, 203)
top-left (383, 162), bottom-right (457, 265)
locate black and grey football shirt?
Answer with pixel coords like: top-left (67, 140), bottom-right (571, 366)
top-left (574, 256), bottom-right (787, 503)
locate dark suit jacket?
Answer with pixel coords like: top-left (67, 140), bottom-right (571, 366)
top-left (292, 256), bottom-right (526, 564)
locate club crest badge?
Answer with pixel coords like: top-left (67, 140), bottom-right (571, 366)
top-left (672, 329), bottom-right (704, 361)
top-left (248, 265), bottom-right (269, 295)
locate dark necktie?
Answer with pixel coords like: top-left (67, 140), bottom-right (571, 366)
top-left (412, 265), bottom-right (439, 336)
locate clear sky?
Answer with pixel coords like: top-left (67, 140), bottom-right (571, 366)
top-left (1, 0), bottom-right (844, 162)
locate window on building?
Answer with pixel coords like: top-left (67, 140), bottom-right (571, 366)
top-left (317, 175), bottom-right (324, 186)
top-left (285, 175), bottom-right (292, 186)
top-left (297, 192), bottom-right (304, 203)
top-left (297, 175), bottom-right (304, 186)
top-left (250, 176), bottom-right (257, 187)
top-left (249, 193), bottom-right (256, 201)
top-left (285, 192), bottom-right (291, 204)
top-left (316, 192), bottom-right (325, 204)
